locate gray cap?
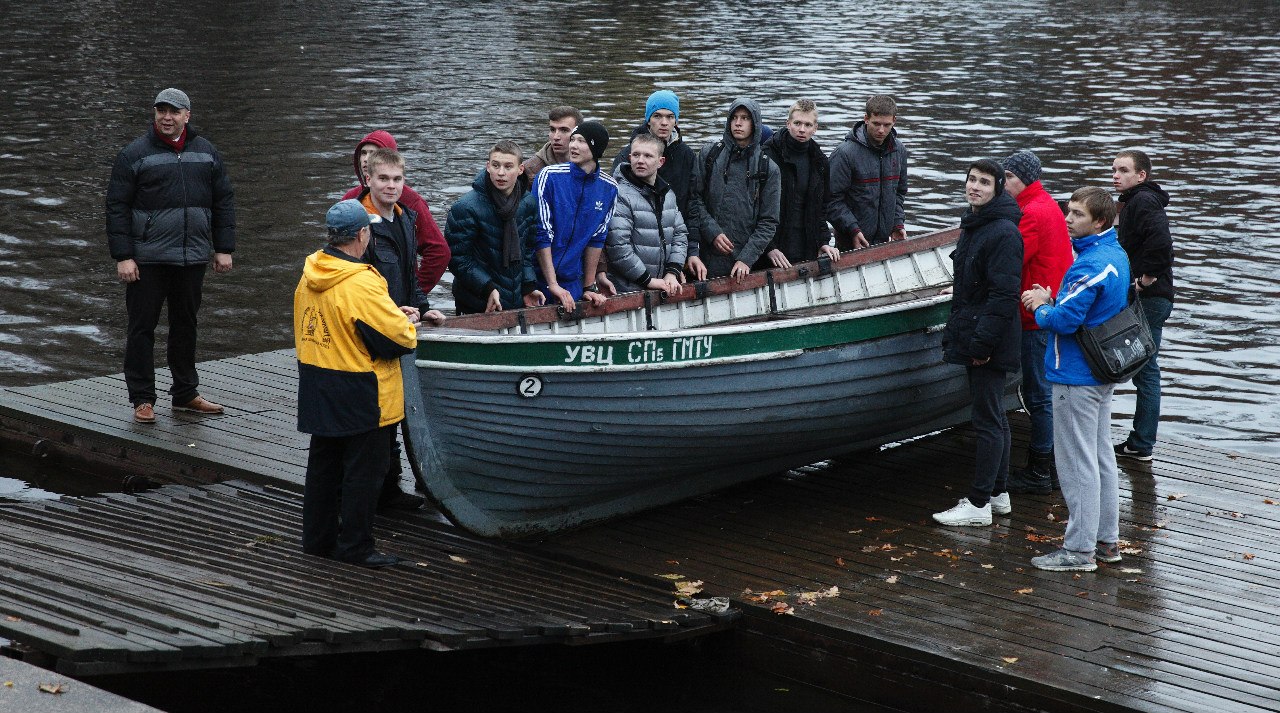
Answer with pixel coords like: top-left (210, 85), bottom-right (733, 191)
top-left (154, 88), bottom-right (191, 111)
top-left (326, 199), bottom-right (381, 237)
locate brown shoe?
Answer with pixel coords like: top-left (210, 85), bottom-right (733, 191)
top-left (133, 403), bottom-right (156, 424)
top-left (174, 396), bottom-right (224, 414)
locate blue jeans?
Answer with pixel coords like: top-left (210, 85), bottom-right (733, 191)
top-left (1127, 297), bottom-right (1173, 451)
top-left (1020, 330), bottom-right (1053, 454)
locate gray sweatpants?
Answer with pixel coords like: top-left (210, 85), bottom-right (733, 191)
top-left (1053, 382), bottom-right (1120, 553)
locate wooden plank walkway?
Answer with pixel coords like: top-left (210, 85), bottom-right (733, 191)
top-left (0, 355), bottom-right (731, 675)
top-left (542, 416), bottom-right (1280, 712)
top-left (3, 350), bottom-right (1278, 711)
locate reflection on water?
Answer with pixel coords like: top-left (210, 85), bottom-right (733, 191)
top-left (0, 0), bottom-right (1277, 455)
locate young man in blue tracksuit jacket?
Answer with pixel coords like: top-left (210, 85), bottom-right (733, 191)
top-left (1021, 186), bottom-right (1130, 572)
top-left (530, 121), bottom-right (618, 311)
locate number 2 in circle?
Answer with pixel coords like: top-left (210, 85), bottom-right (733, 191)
top-left (518, 375), bottom-right (543, 398)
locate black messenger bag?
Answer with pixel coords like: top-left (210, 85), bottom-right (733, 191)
top-left (1075, 287), bottom-right (1157, 384)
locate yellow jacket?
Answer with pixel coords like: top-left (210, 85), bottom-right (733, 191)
top-left (294, 246), bottom-right (417, 436)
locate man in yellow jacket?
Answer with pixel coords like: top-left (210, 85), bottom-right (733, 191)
top-left (294, 199), bottom-right (433, 568)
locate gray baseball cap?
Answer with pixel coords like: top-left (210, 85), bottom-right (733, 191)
top-left (326, 199), bottom-right (381, 237)
top-left (154, 88), bottom-right (191, 111)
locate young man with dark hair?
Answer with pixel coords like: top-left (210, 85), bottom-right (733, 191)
top-left (687, 98), bottom-right (781, 282)
top-left (357, 148), bottom-right (445, 510)
top-left (342, 130), bottom-right (451, 294)
top-left (106, 88), bottom-right (235, 424)
top-left (295, 200), bottom-right (419, 568)
top-left (447, 141), bottom-right (546, 314)
top-left (606, 132), bottom-right (687, 295)
top-left (759, 99), bottom-right (839, 268)
top-left (1112, 148), bottom-right (1174, 462)
top-left (1001, 150), bottom-right (1074, 494)
top-left (933, 159), bottom-right (1023, 528)
top-left (531, 121), bottom-right (618, 311)
top-left (522, 106), bottom-right (583, 180)
top-left (1022, 186), bottom-right (1129, 572)
top-left (827, 95), bottom-right (908, 249)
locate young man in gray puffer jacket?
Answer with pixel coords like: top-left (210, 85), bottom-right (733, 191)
top-left (606, 133), bottom-right (687, 295)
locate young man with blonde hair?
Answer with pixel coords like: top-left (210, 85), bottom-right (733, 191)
top-left (759, 98), bottom-right (838, 268)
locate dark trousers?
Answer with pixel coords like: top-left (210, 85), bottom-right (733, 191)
top-left (124, 264), bottom-right (206, 406)
top-left (967, 366), bottom-right (1010, 507)
top-left (302, 425), bottom-right (393, 562)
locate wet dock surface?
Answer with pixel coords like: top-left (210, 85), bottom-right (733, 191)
top-left (1, 351), bottom-right (1278, 711)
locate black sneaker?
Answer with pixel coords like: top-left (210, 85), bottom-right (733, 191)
top-left (378, 489), bottom-right (425, 511)
top-left (1114, 442), bottom-right (1153, 462)
top-left (1006, 469), bottom-right (1052, 495)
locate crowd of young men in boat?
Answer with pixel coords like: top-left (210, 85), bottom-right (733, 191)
top-left (108, 87), bottom-right (1173, 569)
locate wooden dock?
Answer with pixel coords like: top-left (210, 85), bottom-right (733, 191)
top-left (2, 350), bottom-right (1279, 711)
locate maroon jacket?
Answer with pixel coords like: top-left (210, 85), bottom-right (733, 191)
top-left (342, 130), bottom-right (450, 292)
top-left (1013, 180), bottom-right (1073, 331)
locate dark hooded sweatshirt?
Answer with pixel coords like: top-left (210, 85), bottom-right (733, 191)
top-left (687, 98), bottom-right (782, 279)
top-left (943, 190), bottom-right (1024, 372)
top-left (1116, 181), bottom-right (1174, 302)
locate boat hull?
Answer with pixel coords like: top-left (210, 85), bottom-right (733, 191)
top-left (403, 297), bottom-right (974, 538)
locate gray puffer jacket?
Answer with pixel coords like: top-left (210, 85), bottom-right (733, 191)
top-left (688, 98), bottom-right (781, 279)
top-left (606, 164), bottom-right (688, 294)
top-left (105, 126), bottom-right (236, 265)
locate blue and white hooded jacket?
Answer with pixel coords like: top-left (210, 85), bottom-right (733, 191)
top-left (1033, 227), bottom-right (1130, 386)
top-left (532, 161), bottom-right (618, 299)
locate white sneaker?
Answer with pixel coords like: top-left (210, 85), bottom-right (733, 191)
top-left (932, 498), bottom-right (992, 527)
top-left (990, 492), bottom-right (1011, 515)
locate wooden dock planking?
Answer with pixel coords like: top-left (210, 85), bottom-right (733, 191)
top-left (542, 415), bottom-right (1280, 712)
top-left (0, 481), bottom-right (731, 676)
top-left (3, 350), bottom-right (1278, 711)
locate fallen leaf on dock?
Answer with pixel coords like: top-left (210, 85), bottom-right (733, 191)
top-left (656, 573), bottom-right (684, 580)
top-left (835, 557), bottom-right (846, 567)
top-left (1001, 657), bottom-right (1018, 664)
top-left (1243, 553), bottom-right (1256, 561)
top-left (448, 555), bottom-right (468, 564)
top-left (885, 575), bottom-right (899, 584)
top-left (881, 528), bottom-right (902, 534)
top-left (847, 529), bottom-right (863, 534)
top-left (1076, 591), bottom-right (1089, 597)
top-left (867, 608), bottom-right (883, 617)
top-left (771, 602), bottom-right (794, 615)
top-left (981, 564), bottom-right (994, 569)
top-left (797, 587), bottom-right (840, 604)
top-left (1264, 499), bottom-right (1276, 506)
top-left (1118, 568), bottom-right (1143, 574)
top-left (5, 616), bottom-right (20, 622)
top-left (1015, 588), bottom-right (1034, 595)
top-left (38, 683), bottom-right (66, 694)
top-left (1166, 493), bottom-right (1188, 501)
top-left (673, 600), bottom-right (688, 609)
top-left (193, 579), bottom-right (230, 587)
top-left (1025, 533), bottom-right (1052, 543)
top-left (890, 556), bottom-right (903, 562)
top-left (865, 516), bottom-right (881, 522)
top-left (675, 580), bottom-right (704, 597)
top-left (1230, 512), bottom-right (1243, 518)
top-left (1046, 513), bottom-right (1056, 522)
top-left (1121, 547), bottom-right (1142, 555)
top-left (665, 560), bottom-right (680, 565)
top-left (3, 681), bottom-right (12, 688)
top-left (931, 574), bottom-right (944, 580)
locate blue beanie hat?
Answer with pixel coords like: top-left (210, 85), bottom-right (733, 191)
top-left (645, 90), bottom-right (680, 122)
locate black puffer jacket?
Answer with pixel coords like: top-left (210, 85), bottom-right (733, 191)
top-left (105, 126), bottom-right (236, 264)
top-left (943, 191), bottom-right (1024, 372)
top-left (760, 130), bottom-right (831, 263)
top-left (447, 170), bottom-right (538, 314)
top-left (1117, 181), bottom-right (1174, 302)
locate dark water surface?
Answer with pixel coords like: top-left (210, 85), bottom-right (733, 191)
top-left (1, 1), bottom-right (1277, 457)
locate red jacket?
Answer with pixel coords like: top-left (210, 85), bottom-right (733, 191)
top-left (1014, 181), bottom-right (1073, 331)
top-left (342, 130), bottom-right (451, 292)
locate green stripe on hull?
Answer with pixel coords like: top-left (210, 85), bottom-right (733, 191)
top-left (419, 299), bottom-right (951, 368)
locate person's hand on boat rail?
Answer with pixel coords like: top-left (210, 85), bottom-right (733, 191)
top-left (548, 283), bottom-right (575, 311)
top-left (522, 290), bottom-right (546, 309)
top-left (581, 290), bottom-right (607, 308)
top-left (890, 227), bottom-right (909, 242)
top-left (851, 231), bottom-right (870, 249)
top-left (766, 249), bottom-right (792, 269)
top-left (595, 271), bottom-right (617, 297)
top-left (421, 309), bottom-right (446, 327)
top-left (399, 305), bottom-right (421, 324)
top-left (730, 260), bottom-right (751, 283)
top-left (685, 256), bottom-right (707, 282)
top-left (819, 245), bottom-right (841, 262)
top-left (711, 233), bottom-right (735, 255)
top-left (647, 274), bottom-right (683, 297)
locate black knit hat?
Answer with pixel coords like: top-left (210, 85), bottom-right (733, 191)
top-left (571, 121), bottom-right (610, 161)
top-left (1001, 150), bottom-right (1042, 186)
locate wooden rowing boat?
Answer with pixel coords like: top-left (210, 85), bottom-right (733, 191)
top-left (403, 228), bottom-right (971, 537)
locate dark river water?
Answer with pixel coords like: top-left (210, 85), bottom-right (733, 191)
top-left (2, 1), bottom-right (1278, 460)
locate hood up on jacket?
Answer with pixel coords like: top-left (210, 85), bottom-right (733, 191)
top-left (303, 246), bottom-right (374, 293)
top-left (351, 130), bottom-right (399, 188)
top-left (723, 98), bottom-right (764, 154)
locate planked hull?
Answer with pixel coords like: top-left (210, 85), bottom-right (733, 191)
top-left (404, 230), bottom-right (979, 538)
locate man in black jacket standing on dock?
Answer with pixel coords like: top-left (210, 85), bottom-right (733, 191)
top-left (1112, 149), bottom-right (1175, 462)
top-left (105, 88), bottom-right (235, 425)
